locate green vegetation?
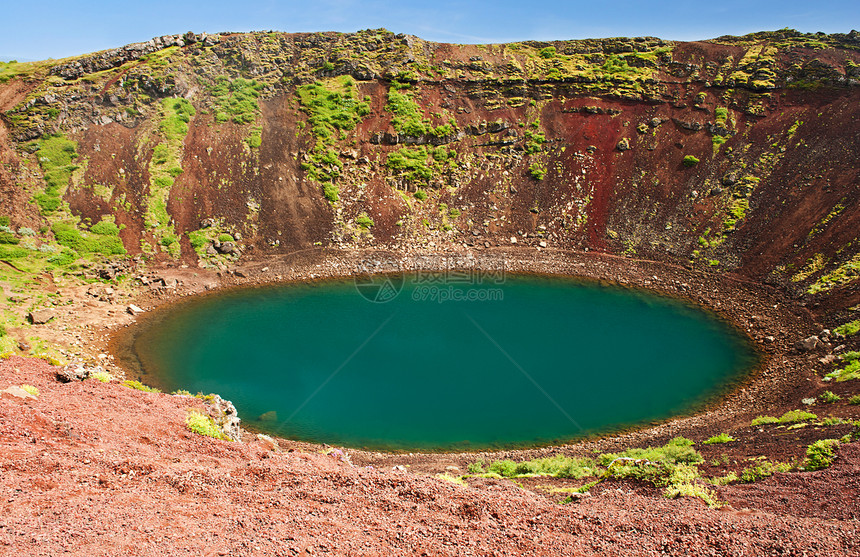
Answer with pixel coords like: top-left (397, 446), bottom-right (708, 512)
top-left (808, 254), bottom-right (860, 294)
top-left (662, 466), bottom-right (721, 508)
top-left (468, 454), bottom-right (600, 480)
top-left (0, 60), bottom-right (36, 84)
top-left (835, 320), bottom-right (860, 337)
top-left (529, 162), bottom-right (547, 181)
top-left (413, 189), bottom-right (428, 201)
top-left (386, 82), bottom-right (453, 138)
top-left (723, 198), bottom-right (750, 232)
top-left (703, 433), bottom-right (736, 444)
top-left (121, 380), bottom-right (161, 393)
top-left (52, 220), bottom-right (126, 256)
top-left (247, 126), bottom-right (262, 148)
top-left (185, 411), bottom-right (229, 440)
top-left (210, 77), bottom-right (264, 124)
top-left (90, 371), bottom-right (112, 383)
top-left (143, 98), bottom-right (196, 257)
top-left (159, 97), bottom-right (196, 141)
top-left (682, 155), bottom-right (700, 167)
top-left (32, 135), bottom-right (79, 215)
top-left (805, 439), bottom-right (840, 470)
top-left (824, 351), bottom-right (860, 382)
top-left (538, 46), bottom-right (557, 59)
top-left (848, 394), bottom-right (860, 405)
top-left (751, 409), bottom-right (817, 426)
top-left (523, 130), bottom-right (546, 155)
top-left (792, 253), bottom-right (827, 282)
top-left (298, 78), bottom-right (370, 140)
top-left (387, 147), bottom-right (433, 183)
top-left (740, 458), bottom-right (793, 482)
top-left (819, 390), bottom-right (842, 403)
top-left (297, 77), bottom-right (370, 203)
top-left (355, 213), bottom-right (374, 229)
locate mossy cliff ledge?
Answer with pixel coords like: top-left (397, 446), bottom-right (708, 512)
top-left (1, 28), bottom-right (860, 320)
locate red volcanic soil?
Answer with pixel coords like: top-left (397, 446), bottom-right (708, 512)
top-left (2, 355), bottom-right (859, 556)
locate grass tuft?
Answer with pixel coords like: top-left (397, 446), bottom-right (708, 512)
top-left (703, 433), bottom-right (735, 444)
top-left (185, 411), bottom-right (228, 440)
top-left (122, 380), bottom-right (161, 393)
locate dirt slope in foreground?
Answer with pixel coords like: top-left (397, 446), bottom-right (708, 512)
top-left (1, 356), bottom-right (858, 557)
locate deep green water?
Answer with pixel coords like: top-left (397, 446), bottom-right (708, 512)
top-left (128, 274), bottom-right (758, 451)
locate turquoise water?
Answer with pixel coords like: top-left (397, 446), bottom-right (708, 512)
top-left (129, 274), bottom-right (758, 451)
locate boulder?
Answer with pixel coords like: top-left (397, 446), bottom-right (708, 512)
top-left (616, 138), bottom-right (631, 151)
top-left (57, 363), bottom-right (90, 383)
top-left (216, 242), bottom-right (237, 254)
top-left (28, 308), bottom-right (56, 325)
top-left (795, 335), bottom-right (821, 352)
top-left (208, 395), bottom-right (241, 441)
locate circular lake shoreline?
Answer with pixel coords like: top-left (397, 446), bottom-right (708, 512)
top-left (116, 267), bottom-right (761, 452)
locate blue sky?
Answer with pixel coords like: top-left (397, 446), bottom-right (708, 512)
top-left (2, 0), bottom-right (858, 61)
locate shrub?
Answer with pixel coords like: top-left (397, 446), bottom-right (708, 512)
top-left (819, 390), bottom-right (842, 403)
top-left (413, 189), bottom-right (428, 201)
top-left (387, 147), bottom-right (434, 183)
top-left (0, 231), bottom-right (19, 245)
top-left (121, 380), bottom-right (161, 393)
top-left (90, 219), bottom-right (120, 236)
top-left (849, 395), bottom-right (860, 405)
top-left (683, 155), bottom-right (700, 167)
top-left (663, 477), bottom-right (721, 508)
top-left (355, 213), bottom-right (374, 229)
top-left (740, 459), bottom-right (793, 482)
top-left (703, 433), bottom-right (736, 444)
top-left (538, 46), bottom-right (557, 59)
top-left (52, 222), bottom-right (126, 256)
top-left (323, 184), bottom-right (339, 203)
top-left (217, 233), bottom-right (234, 243)
top-left (754, 409), bottom-right (817, 425)
top-left (835, 320), bottom-right (860, 337)
top-left (0, 323), bottom-right (5, 337)
top-left (825, 358), bottom-right (860, 382)
top-left (806, 439), bottom-right (840, 470)
top-left (529, 162), bottom-right (547, 181)
top-left (476, 454), bottom-right (599, 480)
top-left (185, 411), bottom-right (228, 440)
top-left (751, 415), bottom-right (779, 426)
top-left (779, 409), bottom-right (818, 423)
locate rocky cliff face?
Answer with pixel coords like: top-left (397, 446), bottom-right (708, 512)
top-left (1, 28), bottom-right (859, 320)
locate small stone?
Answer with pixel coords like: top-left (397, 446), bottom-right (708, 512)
top-left (510, 237), bottom-right (517, 244)
top-left (127, 304), bottom-right (145, 316)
